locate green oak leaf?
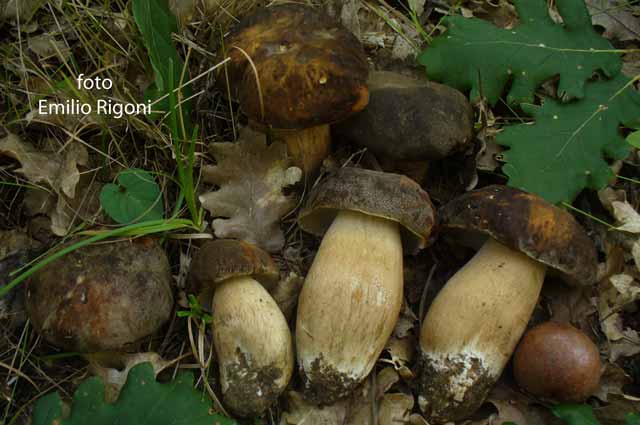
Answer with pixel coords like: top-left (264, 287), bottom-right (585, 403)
top-left (32, 363), bottom-right (235, 425)
top-left (497, 74), bottom-right (640, 204)
top-left (551, 404), bottom-right (599, 425)
top-left (100, 168), bottom-right (164, 224)
top-left (418, 0), bottom-right (621, 105)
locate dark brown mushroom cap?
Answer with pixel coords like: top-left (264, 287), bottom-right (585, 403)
top-left (188, 240), bottom-right (279, 294)
top-left (513, 322), bottom-right (601, 402)
top-left (334, 71), bottom-right (474, 160)
top-left (25, 238), bottom-right (173, 353)
top-left (440, 185), bottom-right (597, 286)
top-left (298, 167), bottom-right (435, 253)
top-left (222, 3), bottom-right (369, 130)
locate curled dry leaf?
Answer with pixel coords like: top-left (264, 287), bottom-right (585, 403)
top-left (469, 399), bottom-right (528, 425)
top-left (0, 133), bottom-right (94, 236)
top-left (612, 201), bottom-right (640, 233)
top-left (88, 352), bottom-right (171, 403)
top-left (586, 0), bottom-right (640, 42)
top-left (598, 273), bottom-right (640, 361)
top-left (0, 133), bottom-right (87, 199)
top-left (200, 127), bottom-right (302, 253)
top-left (281, 367), bottom-right (421, 425)
top-left (593, 362), bottom-right (633, 402)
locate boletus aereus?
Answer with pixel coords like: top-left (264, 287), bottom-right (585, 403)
top-left (221, 4), bottom-right (369, 175)
top-left (418, 186), bottom-right (597, 423)
top-left (26, 238), bottom-right (173, 352)
top-left (188, 239), bottom-right (293, 417)
top-left (334, 71), bottom-right (474, 182)
top-left (296, 167), bottom-right (435, 404)
top-left (513, 321), bottom-right (601, 402)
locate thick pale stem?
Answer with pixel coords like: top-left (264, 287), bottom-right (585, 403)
top-left (418, 238), bottom-right (546, 423)
top-left (212, 275), bottom-right (294, 417)
top-left (296, 209), bottom-right (403, 404)
top-left (276, 125), bottom-right (330, 176)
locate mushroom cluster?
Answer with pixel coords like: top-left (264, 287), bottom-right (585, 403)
top-left (20, 2), bottom-right (605, 423)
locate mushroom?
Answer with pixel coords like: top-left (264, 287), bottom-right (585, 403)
top-left (418, 186), bottom-right (597, 423)
top-left (334, 71), bottom-right (473, 181)
top-left (188, 239), bottom-right (293, 417)
top-left (297, 167), bottom-right (435, 404)
top-left (221, 3), bottom-right (369, 175)
top-left (513, 321), bottom-right (601, 402)
top-left (25, 237), bottom-right (173, 352)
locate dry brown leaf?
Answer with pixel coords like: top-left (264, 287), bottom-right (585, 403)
top-left (200, 127), bottom-right (301, 252)
top-left (378, 393), bottom-right (414, 425)
top-left (598, 186), bottom-right (626, 214)
top-left (593, 362), bottom-right (633, 402)
top-left (280, 391), bottom-right (348, 425)
top-left (168, 0), bottom-right (196, 25)
top-left (88, 352), bottom-right (171, 403)
top-left (612, 201), bottom-right (640, 233)
top-left (0, 133), bottom-right (87, 198)
top-left (469, 399), bottom-right (528, 425)
top-left (458, 0), bottom-right (519, 29)
top-left (587, 0), bottom-right (640, 42)
top-left (598, 274), bottom-right (640, 360)
top-left (632, 239), bottom-right (640, 273)
top-left (543, 284), bottom-right (596, 328)
top-left (610, 329), bottom-right (640, 361)
top-left (623, 49), bottom-right (640, 78)
top-left (270, 271), bottom-right (304, 321)
top-left (0, 0), bottom-right (45, 22)
top-left (28, 34), bottom-right (71, 60)
top-left (385, 336), bottom-right (415, 380)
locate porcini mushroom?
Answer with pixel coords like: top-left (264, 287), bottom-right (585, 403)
top-left (188, 239), bottom-right (293, 417)
top-left (418, 186), bottom-right (597, 423)
top-left (513, 321), bottom-right (601, 402)
top-left (26, 238), bottom-right (173, 352)
top-left (334, 71), bottom-right (473, 181)
top-left (297, 167), bottom-right (435, 404)
top-left (221, 4), bottom-right (369, 175)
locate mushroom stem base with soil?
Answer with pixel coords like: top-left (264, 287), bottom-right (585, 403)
top-left (212, 275), bottom-right (293, 417)
top-left (275, 125), bottom-right (330, 177)
top-left (418, 238), bottom-right (546, 423)
top-left (296, 209), bottom-right (403, 404)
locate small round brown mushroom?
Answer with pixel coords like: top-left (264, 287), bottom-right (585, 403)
top-left (297, 167), bottom-right (435, 404)
top-left (188, 240), bottom-right (293, 417)
top-left (221, 4), bottom-right (369, 175)
top-left (513, 322), bottom-right (601, 402)
top-left (25, 238), bottom-right (173, 352)
top-left (418, 186), bottom-right (598, 423)
top-left (335, 71), bottom-right (474, 162)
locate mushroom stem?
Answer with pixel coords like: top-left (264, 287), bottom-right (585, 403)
top-left (296, 209), bottom-right (403, 404)
top-left (418, 238), bottom-right (546, 423)
top-left (275, 125), bottom-right (330, 176)
top-left (212, 275), bottom-right (294, 417)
